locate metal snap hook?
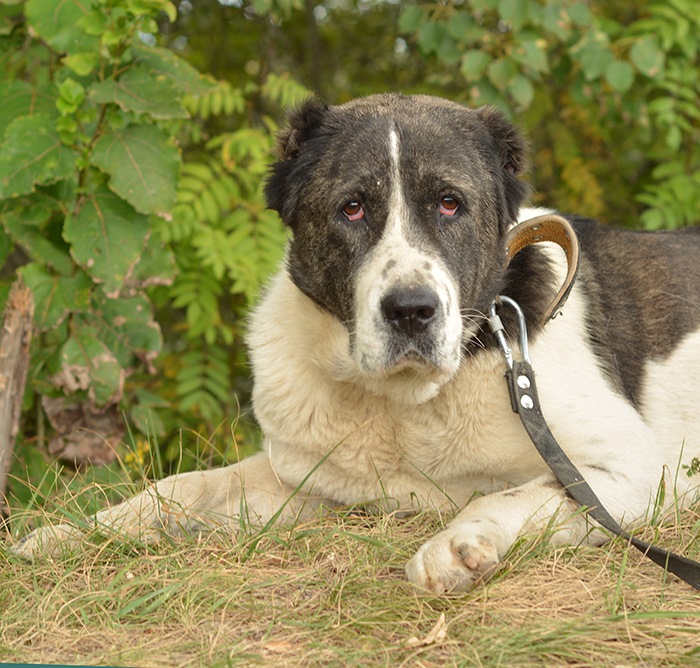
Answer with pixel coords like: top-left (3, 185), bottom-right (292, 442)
top-left (488, 295), bottom-right (531, 368)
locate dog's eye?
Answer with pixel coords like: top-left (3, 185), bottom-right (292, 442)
top-left (342, 201), bottom-right (365, 222)
top-left (439, 196), bottom-right (459, 216)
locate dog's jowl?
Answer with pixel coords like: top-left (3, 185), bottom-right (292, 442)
top-left (15, 94), bottom-right (700, 594)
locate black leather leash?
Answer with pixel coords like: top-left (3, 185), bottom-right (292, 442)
top-left (491, 215), bottom-right (700, 590)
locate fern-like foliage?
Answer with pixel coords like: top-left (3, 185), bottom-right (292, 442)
top-left (183, 80), bottom-right (246, 120)
top-left (176, 345), bottom-right (231, 423)
top-left (261, 73), bottom-right (314, 110)
top-left (634, 2), bottom-right (700, 229)
top-left (168, 256), bottom-right (228, 345)
top-left (154, 78), bottom-right (306, 448)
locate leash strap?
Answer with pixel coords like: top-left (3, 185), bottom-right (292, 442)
top-left (492, 216), bottom-right (700, 590)
top-left (508, 354), bottom-right (700, 590)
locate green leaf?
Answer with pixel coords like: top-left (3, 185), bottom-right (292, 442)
top-left (487, 58), bottom-right (518, 90)
top-left (0, 113), bottom-right (76, 199)
top-left (85, 291), bottom-right (162, 370)
top-left (56, 78), bottom-right (86, 116)
top-left (62, 52), bottom-right (98, 77)
top-left (509, 74), bottom-right (534, 108)
top-left (91, 125), bottom-right (180, 215)
top-left (0, 227), bottom-right (12, 268)
top-left (63, 187), bottom-right (150, 296)
top-left (19, 263), bottom-right (92, 330)
top-left (260, 73), bottom-right (311, 111)
top-left (605, 60), bottom-right (635, 93)
top-left (461, 50), bottom-right (492, 81)
top-left (574, 38), bottom-right (613, 81)
top-left (665, 125), bottom-right (682, 152)
top-left (0, 82), bottom-right (57, 141)
top-left (445, 11), bottom-right (475, 41)
top-left (76, 9), bottom-right (107, 36)
top-left (130, 404), bottom-right (166, 438)
top-left (192, 226), bottom-right (231, 281)
top-left (639, 208), bottom-right (664, 230)
top-left (417, 21), bottom-right (444, 54)
top-left (542, 2), bottom-right (571, 39)
top-left (469, 80), bottom-right (509, 111)
top-left (127, 0), bottom-right (177, 22)
top-left (25, 0), bottom-right (99, 54)
top-left (89, 63), bottom-right (188, 119)
top-left (647, 97), bottom-right (675, 116)
top-left (53, 333), bottom-right (124, 406)
top-left (223, 208), bottom-right (286, 301)
top-left (2, 197), bottom-right (73, 274)
top-left (630, 36), bottom-right (665, 78)
top-left (499, 0), bottom-right (528, 31)
top-left (134, 387), bottom-right (170, 409)
top-left (567, 2), bottom-right (592, 27)
top-left (126, 231), bottom-right (176, 290)
top-left (436, 34), bottom-right (462, 66)
top-left (398, 5), bottom-right (424, 34)
top-left (132, 45), bottom-right (215, 97)
top-left (512, 38), bottom-right (549, 74)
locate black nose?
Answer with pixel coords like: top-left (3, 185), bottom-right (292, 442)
top-left (381, 286), bottom-right (440, 336)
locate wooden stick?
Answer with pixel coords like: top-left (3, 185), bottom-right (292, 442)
top-left (0, 279), bottom-right (34, 515)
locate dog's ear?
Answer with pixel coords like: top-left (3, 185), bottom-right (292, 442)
top-left (275, 98), bottom-right (329, 160)
top-left (265, 98), bottom-right (329, 220)
top-left (476, 106), bottom-right (530, 223)
top-left (476, 105), bottom-right (528, 175)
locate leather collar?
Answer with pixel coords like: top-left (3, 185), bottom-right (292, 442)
top-left (504, 214), bottom-right (580, 325)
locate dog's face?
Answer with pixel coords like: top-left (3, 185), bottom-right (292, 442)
top-left (265, 94), bottom-right (528, 402)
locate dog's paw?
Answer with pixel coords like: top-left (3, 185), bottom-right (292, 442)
top-left (11, 524), bottom-right (84, 561)
top-left (405, 523), bottom-right (500, 594)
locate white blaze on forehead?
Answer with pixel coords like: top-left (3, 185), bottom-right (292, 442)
top-left (385, 126), bottom-right (408, 243)
top-left (389, 125), bottom-right (400, 165)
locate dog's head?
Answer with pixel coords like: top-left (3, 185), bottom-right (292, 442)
top-left (265, 94), bottom-right (529, 403)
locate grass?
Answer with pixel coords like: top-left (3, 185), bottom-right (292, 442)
top-left (2, 493), bottom-right (700, 667)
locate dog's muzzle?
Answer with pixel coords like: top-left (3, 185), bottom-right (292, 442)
top-left (375, 283), bottom-right (453, 373)
top-left (353, 250), bottom-right (462, 382)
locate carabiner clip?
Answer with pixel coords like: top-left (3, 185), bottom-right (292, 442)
top-left (487, 295), bottom-right (531, 369)
top-left (489, 296), bottom-right (535, 414)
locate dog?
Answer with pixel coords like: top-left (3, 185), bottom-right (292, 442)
top-left (14, 94), bottom-right (700, 593)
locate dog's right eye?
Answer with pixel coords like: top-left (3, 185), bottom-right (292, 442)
top-left (342, 201), bottom-right (365, 222)
top-left (439, 195), bottom-right (460, 216)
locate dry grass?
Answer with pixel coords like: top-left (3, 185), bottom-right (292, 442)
top-left (2, 502), bottom-right (700, 667)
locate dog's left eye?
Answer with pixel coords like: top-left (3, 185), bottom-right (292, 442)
top-left (439, 196), bottom-right (459, 216)
top-left (342, 201), bottom-right (365, 222)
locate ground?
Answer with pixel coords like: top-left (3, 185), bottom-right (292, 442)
top-left (2, 504), bottom-right (699, 667)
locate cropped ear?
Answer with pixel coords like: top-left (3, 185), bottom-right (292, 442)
top-left (475, 105), bottom-right (528, 176)
top-left (266, 98), bottom-right (329, 220)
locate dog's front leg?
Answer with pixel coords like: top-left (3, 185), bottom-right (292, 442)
top-left (12, 452), bottom-right (327, 560)
top-left (405, 471), bottom-right (635, 594)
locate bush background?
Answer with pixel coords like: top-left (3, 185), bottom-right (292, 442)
top-left (0, 0), bottom-right (698, 515)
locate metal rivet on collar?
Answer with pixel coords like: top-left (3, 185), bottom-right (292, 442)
top-left (520, 395), bottom-right (534, 409)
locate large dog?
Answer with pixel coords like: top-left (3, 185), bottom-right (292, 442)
top-left (15, 94), bottom-right (700, 593)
